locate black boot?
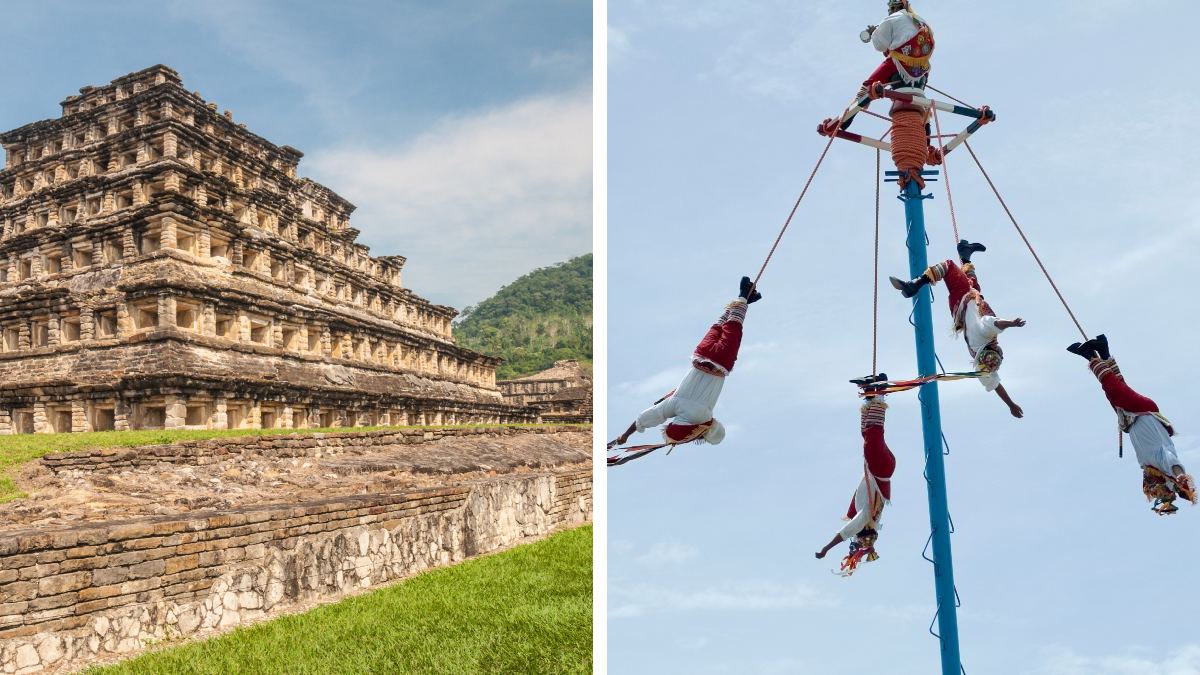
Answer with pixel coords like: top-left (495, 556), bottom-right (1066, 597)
top-left (1068, 336), bottom-right (1106, 361)
top-left (1066, 342), bottom-right (1095, 360)
top-left (739, 276), bottom-right (763, 304)
top-left (851, 373), bottom-right (888, 398)
top-left (849, 373), bottom-right (888, 386)
top-left (889, 275), bottom-right (930, 299)
top-left (957, 239), bottom-right (987, 263)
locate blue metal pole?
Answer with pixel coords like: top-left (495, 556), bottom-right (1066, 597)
top-left (901, 177), bottom-right (962, 674)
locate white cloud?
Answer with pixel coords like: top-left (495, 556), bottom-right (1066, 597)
top-left (1101, 219), bottom-right (1200, 285)
top-left (1039, 644), bottom-right (1200, 675)
top-left (868, 603), bottom-right (929, 622)
top-left (608, 25), bottom-right (633, 64)
top-left (306, 88), bottom-right (592, 308)
top-left (617, 1), bottom-right (863, 101)
top-left (636, 542), bottom-right (699, 566)
top-left (614, 366), bottom-right (688, 400)
top-left (529, 48), bottom-right (590, 76)
top-left (675, 635), bottom-right (710, 651)
top-left (166, 0), bottom-right (371, 126)
top-left (1175, 434), bottom-right (1200, 464)
top-left (609, 579), bottom-right (835, 618)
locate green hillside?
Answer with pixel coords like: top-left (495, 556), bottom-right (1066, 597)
top-left (454, 254), bottom-right (592, 380)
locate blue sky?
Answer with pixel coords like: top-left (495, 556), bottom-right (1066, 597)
top-left (608, 2), bottom-right (1200, 673)
top-left (1, 0), bottom-right (592, 310)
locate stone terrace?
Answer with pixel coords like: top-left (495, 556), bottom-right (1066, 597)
top-left (2, 425), bottom-right (589, 531)
top-left (0, 424), bottom-right (592, 673)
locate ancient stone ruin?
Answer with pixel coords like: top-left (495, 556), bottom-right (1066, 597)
top-left (498, 359), bottom-right (593, 424)
top-left (0, 425), bottom-right (591, 673)
top-left (0, 65), bottom-right (539, 433)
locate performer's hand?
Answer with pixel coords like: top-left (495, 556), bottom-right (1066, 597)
top-left (815, 550), bottom-right (827, 560)
top-left (1009, 403), bottom-right (1024, 419)
top-left (867, 24), bottom-right (878, 34)
top-left (1010, 317), bottom-right (1026, 328)
top-left (817, 118), bottom-right (840, 137)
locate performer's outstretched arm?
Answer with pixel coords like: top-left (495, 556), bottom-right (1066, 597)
top-left (995, 317), bottom-right (1026, 330)
top-left (815, 534), bottom-right (844, 559)
top-left (609, 421), bottom-right (637, 448)
top-left (610, 396), bottom-right (678, 447)
top-left (994, 383), bottom-right (1023, 418)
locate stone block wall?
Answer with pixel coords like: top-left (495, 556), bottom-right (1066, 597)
top-left (40, 424), bottom-right (586, 473)
top-left (0, 469), bottom-right (591, 673)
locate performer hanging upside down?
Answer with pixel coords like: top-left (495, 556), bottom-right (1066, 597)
top-left (831, 0), bottom-right (935, 133)
top-left (608, 276), bottom-right (762, 450)
top-left (1068, 334), bottom-right (1197, 515)
top-left (889, 240), bottom-right (1026, 418)
top-left (815, 375), bottom-right (894, 576)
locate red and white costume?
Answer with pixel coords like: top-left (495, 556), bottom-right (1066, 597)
top-left (865, 8), bottom-right (935, 89)
top-left (924, 260), bottom-right (1007, 391)
top-left (634, 299), bottom-right (747, 444)
top-left (1089, 358), bottom-right (1181, 476)
top-left (839, 397), bottom-right (895, 539)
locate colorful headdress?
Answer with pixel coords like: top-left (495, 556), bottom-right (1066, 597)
top-left (975, 344), bottom-right (1003, 373)
top-left (1144, 466), bottom-right (1180, 515)
top-left (838, 528), bottom-right (880, 577)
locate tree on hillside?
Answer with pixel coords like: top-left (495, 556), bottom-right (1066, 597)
top-left (454, 254), bottom-right (592, 380)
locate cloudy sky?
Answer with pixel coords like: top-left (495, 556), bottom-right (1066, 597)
top-left (609, 1), bottom-right (1200, 673)
top-left (0, 0), bottom-right (592, 310)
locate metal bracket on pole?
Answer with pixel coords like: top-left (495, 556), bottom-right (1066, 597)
top-left (887, 169), bottom-right (940, 186)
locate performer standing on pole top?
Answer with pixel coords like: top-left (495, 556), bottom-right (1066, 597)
top-left (815, 376), bottom-right (895, 576)
top-left (831, 0), bottom-right (935, 133)
top-left (865, 0), bottom-right (934, 91)
top-left (889, 240), bottom-right (1027, 418)
top-left (608, 277), bottom-right (762, 452)
top-left (1067, 334), bottom-right (1198, 514)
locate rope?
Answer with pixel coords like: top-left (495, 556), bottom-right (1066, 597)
top-left (925, 83), bottom-right (975, 110)
top-left (889, 109), bottom-right (929, 189)
top-left (930, 105), bottom-right (960, 246)
top-left (872, 148), bottom-right (881, 376)
top-left (613, 130), bottom-right (839, 466)
top-left (962, 141), bottom-right (1088, 340)
top-left (750, 128), bottom-right (837, 290)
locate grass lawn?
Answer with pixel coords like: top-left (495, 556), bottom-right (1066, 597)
top-left (90, 525), bottom-right (593, 675)
top-left (0, 423), bottom-right (589, 504)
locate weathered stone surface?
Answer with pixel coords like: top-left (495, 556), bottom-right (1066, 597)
top-left (38, 572), bottom-right (91, 596)
top-left (13, 644), bottom-right (37, 669)
top-left (35, 637), bottom-right (62, 665)
top-left (5, 427), bottom-right (587, 531)
top-left (90, 568), bottom-right (129, 587)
